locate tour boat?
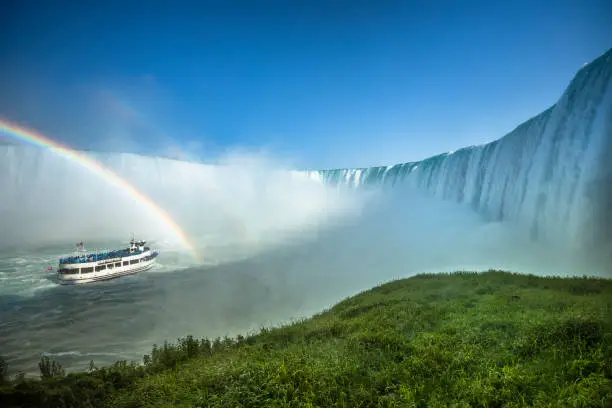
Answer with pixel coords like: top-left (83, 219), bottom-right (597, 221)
top-left (56, 235), bottom-right (159, 284)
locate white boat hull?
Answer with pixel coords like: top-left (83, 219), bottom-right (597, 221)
top-left (57, 260), bottom-right (156, 285)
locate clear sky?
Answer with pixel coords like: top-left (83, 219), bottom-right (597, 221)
top-left (0, 0), bottom-right (610, 169)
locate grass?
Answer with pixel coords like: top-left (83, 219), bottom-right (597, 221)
top-left (1, 269), bottom-right (611, 407)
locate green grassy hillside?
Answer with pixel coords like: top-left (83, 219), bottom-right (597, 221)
top-left (1, 270), bottom-right (611, 407)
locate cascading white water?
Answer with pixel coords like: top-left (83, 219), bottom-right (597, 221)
top-left (311, 49), bottom-right (612, 262)
top-left (0, 147), bottom-right (365, 255)
top-left (1, 51), bottom-right (610, 269)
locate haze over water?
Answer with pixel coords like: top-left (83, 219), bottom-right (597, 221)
top-left (0, 151), bottom-right (604, 376)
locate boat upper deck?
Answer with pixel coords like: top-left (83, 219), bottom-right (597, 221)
top-left (59, 247), bottom-right (150, 265)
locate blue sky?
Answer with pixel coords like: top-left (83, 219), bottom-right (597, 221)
top-left (0, 0), bottom-right (610, 169)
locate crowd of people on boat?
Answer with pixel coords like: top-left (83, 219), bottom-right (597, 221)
top-left (59, 247), bottom-right (144, 264)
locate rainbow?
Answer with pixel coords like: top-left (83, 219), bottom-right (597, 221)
top-left (0, 118), bottom-right (200, 263)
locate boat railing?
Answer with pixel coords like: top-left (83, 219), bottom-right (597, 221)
top-left (59, 247), bottom-right (147, 264)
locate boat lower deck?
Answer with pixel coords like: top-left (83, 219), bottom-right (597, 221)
top-left (57, 262), bottom-right (155, 284)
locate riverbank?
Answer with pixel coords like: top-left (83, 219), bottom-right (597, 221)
top-left (1, 269), bottom-right (610, 407)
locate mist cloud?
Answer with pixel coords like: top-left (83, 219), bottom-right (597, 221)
top-left (2, 144), bottom-right (606, 376)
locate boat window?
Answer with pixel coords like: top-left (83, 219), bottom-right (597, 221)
top-left (81, 267), bottom-right (94, 274)
top-left (130, 259), bottom-right (138, 265)
top-left (59, 268), bottom-right (79, 274)
top-left (123, 261), bottom-right (129, 266)
top-left (95, 265), bottom-right (106, 272)
top-left (107, 264), bottom-right (114, 269)
top-left (114, 262), bottom-right (121, 267)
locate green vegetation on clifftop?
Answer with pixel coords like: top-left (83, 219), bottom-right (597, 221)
top-left (1, 270), bottom-right (611, 407)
